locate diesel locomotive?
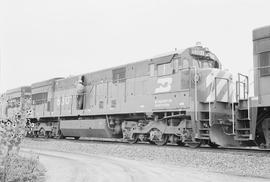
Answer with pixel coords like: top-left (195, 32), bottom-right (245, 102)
top-left (1, 28), bottom-right (270, 148)
top-left (0, 44), bottom-right (236, 148)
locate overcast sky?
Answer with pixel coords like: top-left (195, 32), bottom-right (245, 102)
top-left (0, 0), bottom-right (269, 93)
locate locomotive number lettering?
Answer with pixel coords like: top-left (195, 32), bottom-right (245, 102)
top-left (155, 77), bottom-right (172, 93)
top-left (57, 97), bottom-right (70, 106)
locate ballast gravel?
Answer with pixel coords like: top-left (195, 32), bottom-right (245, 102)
top-left (21, 138), bottom-right (270, 179)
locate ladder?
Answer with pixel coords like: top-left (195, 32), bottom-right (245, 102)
top-left (198, 109), bottom-right (211, 139)
top-left (235, 73), bottom-right (252, 140)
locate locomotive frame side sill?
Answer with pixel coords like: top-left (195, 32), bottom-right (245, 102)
top-left (161, 114), bottom-right (189, 120)
top-left (152, 107), bottom-right (190, 111)
top-left (152, 89), bottom-right (190, 95)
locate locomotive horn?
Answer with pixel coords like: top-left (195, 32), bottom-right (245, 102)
top-left (209, 124), bottom-right (240, 147)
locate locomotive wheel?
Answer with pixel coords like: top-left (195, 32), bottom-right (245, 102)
top-left (208, 141), bottom-right (219, 148)
top-left (39, 128), bottom-right (48, 138)
top-left (127, 135), bottom-right (139, 144)
top-left (176, 141), bottom-right (185, 146)
top-left (57, 130), bottom-right (65, 139)
top-left (46, 131), bottom-right (52, 138)
top-left (186, 139), bottom-right (201, 148)
top-left (34, 131), bottom-right (39, 138)
top-left (74, 136), bottom-right (80, 140)
top-left (149, 128), bottom-right (168, 146)
top-left (154, 135), bottom-right (169, 146)
top-left (148, 140), bottom-right (156, 145)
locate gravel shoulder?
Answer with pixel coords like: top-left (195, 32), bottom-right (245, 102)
top-left (21, 138), bottom-right (270, 180)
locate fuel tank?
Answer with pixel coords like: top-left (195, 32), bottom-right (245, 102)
top-left (60, 119), bottom-right (121, 138)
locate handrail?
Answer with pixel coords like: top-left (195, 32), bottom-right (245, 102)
top-left (236, 73), bottom-right (249, 119)
top-left (194, 66), bottom-right (198, 121)
top-left (231, 80), bottom-right (235, 134)
top-left (208, 82), bottom-right (213, 126)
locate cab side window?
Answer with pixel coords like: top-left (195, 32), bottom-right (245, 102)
top-left (113, 67), bottom-right (126, 83)
top-left (157, 63), bottom-right (172, 76)
top-left (32, 92), bottom-right (48, 105)
top-left (259, 52), bottom-right (270, 76)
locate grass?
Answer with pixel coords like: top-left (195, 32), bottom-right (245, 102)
top-left (0, 153), bottom-right (45, 182)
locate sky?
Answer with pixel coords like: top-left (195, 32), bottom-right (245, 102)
top-left (0, 0), bottom-right (269, 93)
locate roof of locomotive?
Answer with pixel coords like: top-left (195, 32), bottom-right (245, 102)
top-left (253, 25), bottom-right (270, 41)
top-left (55, 49), bottom-right (187, 83)
top-left (151, 49), bottom-right (185, 59)
top-left (31, 77), bottom-right (63, 89)
top-left (53, 49), bottom-right (189, 90)
top-left (6, 86), bottom-right (31, 95)
top-left (54, 46), bottom-right (220, 89)
top-left (58, 48), bottom-right (189, 80)
top-left (5, 86), bottom-right (31, 99)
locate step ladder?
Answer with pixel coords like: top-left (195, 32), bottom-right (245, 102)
top-left (198, 106), bottom-right (212, 140)
top-left (235, 73), bottom-right (252, 141)
top-left (235, 99), bottom-right (252, 140)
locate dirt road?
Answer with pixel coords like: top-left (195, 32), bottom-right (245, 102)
top-left (21, 148), bottom-right (269, 182)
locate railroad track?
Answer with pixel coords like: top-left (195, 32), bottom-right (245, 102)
top-left (27, 137), bottom-right (270, 155)
top-left (22, 137), bottom-right (270, 179)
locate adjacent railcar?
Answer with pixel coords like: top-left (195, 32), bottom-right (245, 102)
top-left (28, 78), bottom-right (62, 137)
top-left (249, 25), bottom-right (270, 147)
top-left (210, 25), bottom-right (270, 148)
top-left (24, 45), bottom-right (235, 147)
top-left (0, 86), bottom-right (31, 121)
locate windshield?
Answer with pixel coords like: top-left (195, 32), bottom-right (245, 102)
top-left (189, 46), bottom-right (221, 69)
top-left (178, 58), bottom-right (219, 69)
top-left (196, 59), bottom-right (217, 68)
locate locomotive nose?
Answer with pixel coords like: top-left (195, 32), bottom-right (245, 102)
top-left (198, 68), bottom-right (234, 103)
top-left (197, 68), bottom-right (238, 147)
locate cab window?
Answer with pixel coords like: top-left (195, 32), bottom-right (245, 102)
top-left (200, 61), bottom-right (213, 68)
top-left (32, 92), bottom-right (48, 105)
top-left (112, 67), bottom-right (126, 83)
top-left (259, 51), bottom-right (270, 76)
top-left (194, 59), bottom-right (219, 69)
top-left (157, 63), bottom-right (172, 76)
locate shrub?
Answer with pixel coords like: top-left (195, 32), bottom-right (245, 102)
top-left (0, 97), bottom-right (45, 182)
top-left (0, 152), bottom-right (45, 182)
